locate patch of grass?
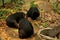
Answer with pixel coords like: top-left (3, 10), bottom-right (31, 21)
top-left (51, 2), bottom-right (60, 14)
top-left (0, 9), bottom-right (9, 19)
top-left (18, 0), bottom-right (25, 5)
top-left (30, 1), bottom-right (38, 7)
top-left (1, 16), bottom-right (8, 19)
top-left (14, 0), bottom-right (25, 10)
top-left (0, 8), bottom-right (16, 13)
top-left (0, 10), bottom-right (8, 16)
top-left (41, 22), bottom-right (48, 28)
top-left (15, 4), bottom-right (22, 10)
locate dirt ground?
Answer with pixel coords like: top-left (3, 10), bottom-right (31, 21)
top-left (0, 0), bottom-right (60, 40)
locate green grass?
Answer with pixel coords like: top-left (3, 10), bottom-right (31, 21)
top-left (41, 22), bottom-right (48, 28)
top-left (30, 1), bottom-right (38, 7)
top-left (51, 2), bottom-right (60, 14)
top-left (0, 0), bottom-right (11, 5)
top-left (0, 9), bottom-right (9, 19)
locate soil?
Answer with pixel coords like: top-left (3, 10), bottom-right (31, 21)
top-left (0, 0), bottom-right (60, 40)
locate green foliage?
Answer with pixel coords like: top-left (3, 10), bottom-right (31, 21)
top-left (30, 1), bottom-right (37, 7)
top-left (15, 4), bottom-right (22, 10)
top-left (0, 10), bottom-right (8, 16)
top-left (17, 0), bottom-right (25, 5)
top-left (1, 16), bottom-right (8, 19)
top-left (51, 2), bottom-right (60, 14)
top-left (0, 0), bottom-right (25, 11)
top-left (51, 3), bottom-right (57, 12)
top-left (41, 22), bottom-right (48, 28)
top-left (0, 9), bottom-right (8, 19)
top-left (10, 0), bottom-right (17, 3)
top-left (0, 10), bottom-right (3, 16)
top-left (15, 0), bottom-right (25, 10)
top-left (19, 0), bottom-right (25, 5)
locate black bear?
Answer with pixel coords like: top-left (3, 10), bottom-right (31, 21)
top-left (27, 6), bottom-right (40, 20)
top-left (6, 12), bottom-right (25, 29)
top-left (19, 18), bottom-right (34, 39)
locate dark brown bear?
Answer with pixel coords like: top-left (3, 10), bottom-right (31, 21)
top-left (27, 6), bottom-right (40, 20)
top-left (19, 18), bottom-right (34, 39)
top-left (6, 12), bottom-right (25, 29)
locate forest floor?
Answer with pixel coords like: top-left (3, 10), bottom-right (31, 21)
top-left (0, 0), bottom-right (60, 40)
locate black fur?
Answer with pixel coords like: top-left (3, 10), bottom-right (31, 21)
top-left (19, 18), bottom-right (34, 39)
top-left (27, 7), bottom-right (40, 20)
top-left (6, 12), bottom-right (25, 28)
